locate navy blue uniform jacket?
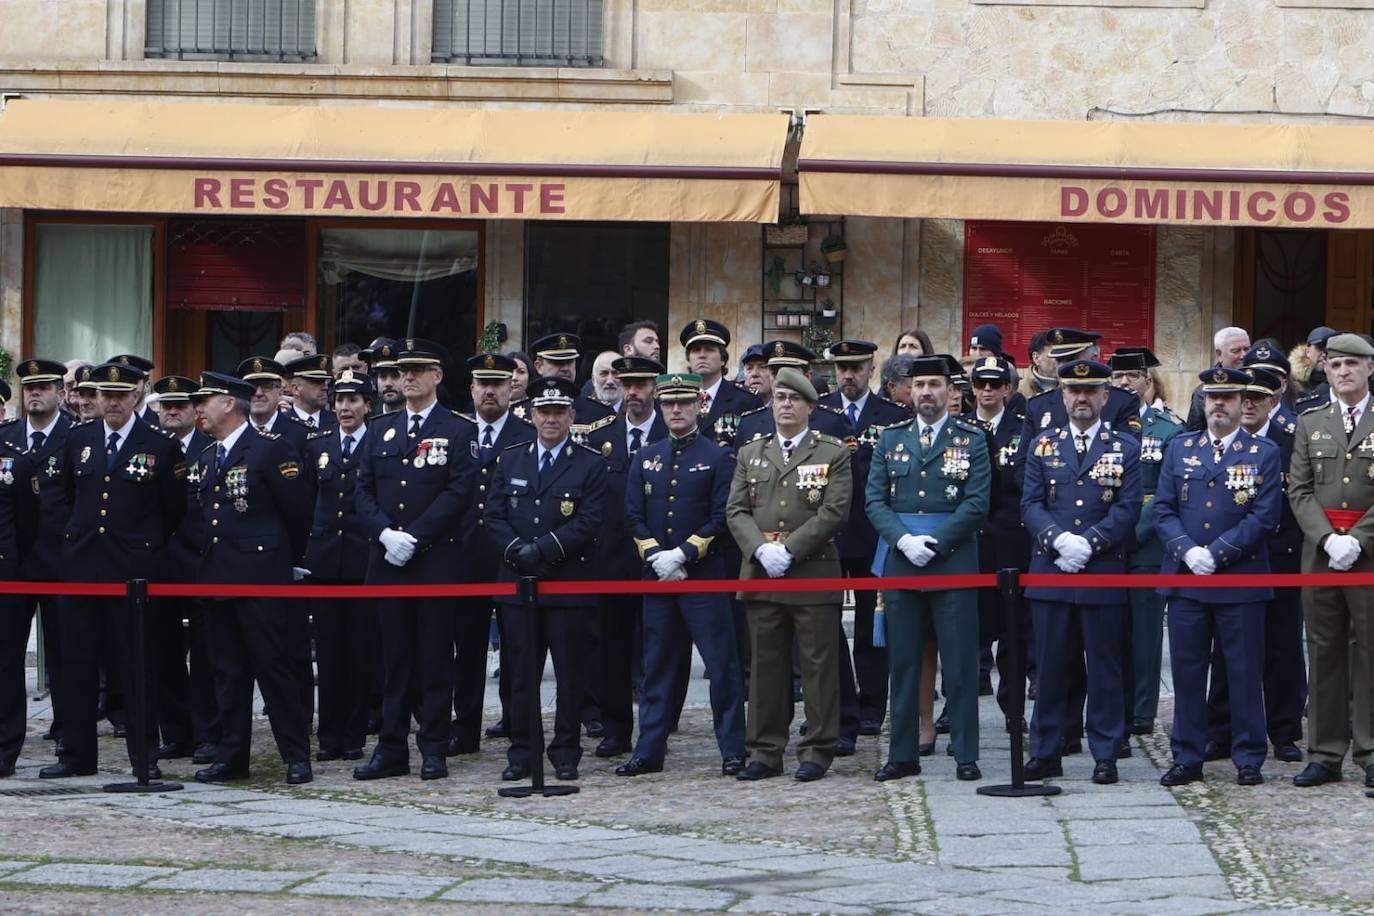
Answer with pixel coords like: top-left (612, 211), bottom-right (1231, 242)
top-left (625, 431), bottom-right (733, 580)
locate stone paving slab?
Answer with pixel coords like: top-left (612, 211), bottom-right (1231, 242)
top-left (1108, 896), bottom-right (1253, 916)
top-left (1066, 816), bottom-right (1204, 846)
top-left (727, 893), bottom-right (873, 914)
top-left (584, 883), bottom-right (736, 911)
top-left (1075, 843), bottom-right (1223, 882)
top-left (291, 871), bottom-right (456, 900)
top-left (623, 862), bottom-right (767, 884)
top-left (193, 812), bottom-right (316, 829)
top-left (143, 868), bottom-right (318, 893)
top-left (439, 877), bottom-right (604, 904)
top-left (937, 836), bottom-right (1074, 868)
top-left (4, 863), bottom-right (177, 889)
top-left (1084, 875), bottom-right (1235, 900)
top-left (247, 819), bottom-right (366, 839)
top-left (0, 863), bottom-right (34, 878)
top-left (547, 853), bottom-right (687, 878)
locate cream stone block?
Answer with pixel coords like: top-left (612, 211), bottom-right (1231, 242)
top-left (638, 11), bottom-right (747, 72)
top-left (344, 0), bottom-right (398, 66)
top-left (768, 72), bottom-right (834, 107)
top-left (674, 70), bottom-right (771, 106)
top-left (842, 217), bottom-right (906, 348)
top-left (745, 13), bottom-right (833, 75)
top-left (915, 219), bottom-right (963, 354)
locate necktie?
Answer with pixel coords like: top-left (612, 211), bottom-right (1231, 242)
top-left (1075, 433), bottom-right (1088, 456)
top-left (30, 430), bottom-right (45, 453)
top-left (342, 436), bottom-right (354, 460)
top-left (409, 414), bottom-right (423, 439)
top-left (781, 438), bottom-right (794, 464)
top-left (702, 392), bottom-right (713, 413)
top-left (629, 428), bottom-right (643, 454)
top-left (482, 425), bottom-right (495, 449)
top-left (919, 426), bottom-right (933, 450)
top-left (304, 416), bottom-right (316, 429)
top-left (540, 449), bottom-right (554, 481)
top-left (106, 432), bottom-right (121, 470)
top-left (1212, 438), bottom-right (1224, 464)
top-left (256, 424), bottom-right (267, 434)
top-left (216, 444), bottom-right (227, 472)
top-left (846, 403), bottom-right (859, 431)
top-left (1345, 405), bottom-right (1360, 435)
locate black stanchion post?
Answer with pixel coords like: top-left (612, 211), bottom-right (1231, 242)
top-left (977, 567), bottom-right (1060, 799)
top-left (105, 579), bottom-right (182, 794)
top-left (498, 576), bottom-right (578, 799)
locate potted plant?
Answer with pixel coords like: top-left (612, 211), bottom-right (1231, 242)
top-left (820, 234), bottom-right (847, 263)
top-left (766, 213), bottom-right (810, 246)
top-left (814, 267), bottom-right (831, 288)
top-left (819, 298), bottom-right (838, 324)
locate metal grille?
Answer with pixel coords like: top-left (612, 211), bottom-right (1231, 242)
top-left (146, 0), bottom-right (316, 61)
top-left (433, 0), bottom-right (603, 66)
top-left (0, 786), bottom-right (105, 798)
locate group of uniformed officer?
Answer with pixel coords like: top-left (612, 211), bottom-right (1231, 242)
top-left (3, 318), bottom-right (1374, 797)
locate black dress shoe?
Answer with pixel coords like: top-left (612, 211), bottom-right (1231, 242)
top-left (1116, 741), bottom-right (1133, 760)
top-left (41, 728), bottom-right (56, 741)
top-left (594, 737), bottom-right (629, 758)
top-left (195, 762), bottom-right (249, 783)
top-left (1273, 742), bottom-right (1303, 763)
top-left (501, 763), bottom-right (529, 781)
top-left (798, 721), bottom-right (809, 736)
top-left (1092, 760), bottom-right (1119, 785)
top-left (157, 743), bottom-right (192, 760)
top-left (39, 760), bottom-right (96, 779)
top-left (1160, 762), bottom-right (1203, 787)
top-left (340, 748), bottom-right (364, 761)
top-left (1005, 717), bottom-right (1028, 734)
top-left (934, 708), bottom-right (950, 734)
top-left (794, 762), bottom-right (826, 782)
top-left (0, 761), bottom-right (14, 778)
top-left (956, 762), bottom-right (982, 781)
top-left (145, 764), bottom-right (163, 781)
top-left (584, 720), bottom-right (606, 738)
top-left (874, 760), bottom-right (920, 781)
top-left (192, 744), bottom-right (218, 765)
top-left (978, 679), bottom-right (994, 697)
top-left (1236, 765), bottom-right (1264, 786)
top-left (316, 749), bottom-right (345, 762)
top-left (112, 723), bottom-right (127, 739)
top-left (1023, 757), bottom-right (1063, 780)
top-left (485, 722), bottom-right (509, 739)
top-left (1026, 682), bottom-right (1037, 700)
top-left (554, 762), bottom-right (579, 781)
top-left (835, 737), bottom-right (857, 757)
top-left (366, 718), bottom-right (382, 735)
top-left (1365, 763), bottom-right (1374, 788)
top-left (420, 755), bottom-right (449, 780)
top-left (285, 761), bottom-right (313, 785)
top-left (615, 756), bottom-right (664, 777)
top-left (721, 756), bottom-right (746, 777)
top-left (918, 741), bottom-right (935, 757)
top-left (446, 737), bottom-right (479, 757)
top-left (1062, 738), bottom-right (1083, 756)
top-left (736, 761), bottom-right (782, 781)
top-left (858, 719), bottom-right (883, 736)
top-left (1293, 762), bottom-right (1342, 787)
top-left (1202, 740), bottom-right (1229, 761)
top-left (1129, 718), bottom-right (1154, 736)
top-left (352, 751), bottom-right (409, 781)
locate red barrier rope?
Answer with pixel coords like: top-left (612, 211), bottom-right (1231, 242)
top-left (6, 571), bottom-right (1374, 599)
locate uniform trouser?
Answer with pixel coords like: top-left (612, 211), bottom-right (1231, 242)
top-left (204, 597), bottom-right (310, 768)
top-left (32, 596), bottom-right (64, 738)
top-left (0, 597), bottom-right (31, 768)
top-left (1168, 598), bottom-right (1267, 769)
top-left (887, 588), bottom-right (979, 764)
top-left (635, 593), bottom-right (745, 764)
top-left (312, 588), bottom-right (376, 755)
top-left (505, 602), bottom-right (586, 769)
top-left (150, 600), bottom-right (193, 749)
top-left (842, 556), bottom-right (889, 724)
top-left (376, 597), bottom-right (454, 761)
top-left (285, 605), bottom-right (314, 730)
top-left (186, 605), bottom-right (222, 747)
top-left (588, 593), bottom-right (637, 745)
top-left (452, 598), bottom-right (494, 748)
top-left (1206, 584), bottom-right (1306, 747)
top-left (836, 616), bottom-right (861, 743)
top-left (1030, 601), bottom-right (1126, 763)
top-left (1129, 563), bottom-right (1166, 723)
top-left (746, 600), bottom-right (838, 770)
top-left (492, 607), bottom-right (513, 731)
top-left (1302, 584), bottom-right (1374, 769)
top-left (58, 595), bottom-right (156, 770)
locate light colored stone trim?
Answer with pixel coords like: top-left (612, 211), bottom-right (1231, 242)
top-left (1275, 0), bottom-right (1374, 6)
top-left (0, 208), bottom-right (23, 377)
top-left (971, 0), bottom-right (1202, 6)
top-left (0, 61), bottom-right (673, 105)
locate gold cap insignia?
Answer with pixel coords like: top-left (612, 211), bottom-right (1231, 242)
top-left (252, 358), bottom-right (263, 373)
top-left (695, 320), bottom-right (706, 334)
top-left (670, 375), bottom-right (683, 386)
top-left (340, 370), bottom-right (356, 383)
top-left (1052, 330), bottom-right (1064, 344)
top-left (1212, 369), bottom-right (1227, 383)
top-left (1072, 363), bottom-right (1090, 377)
top-left (79, 368), bottom-right (91, 381)
top-left (406, 339), bottom-right (416, 350)
top-left (982, 357), bottom-right (998, 369)
top-left (380, 345), bottom-right (393, 358)
top-left (484, 355), bottom-right (495, 369)
top-left (116, 356), bottom-right (130, 365)
top-left (774, 342), bottom-right (786, 357)
top-left (167, 378), bottom-right (179, 391)
top-left (107, 367), bottom-right (119, 381)
top-left (26, 361), bottom-right (37, 374)
top-left (837, 343), bottom-right (850, 355)
top-left (558, 335), bottom-right (569, 350)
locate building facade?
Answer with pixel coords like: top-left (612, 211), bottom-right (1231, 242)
top-left (3, 0), bottom-right (1374, 398)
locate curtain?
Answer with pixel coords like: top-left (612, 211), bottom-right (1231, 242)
top-left (318, 228), bottom-right (478, 285)
top-left (33, 224), bottom-right (154, 364)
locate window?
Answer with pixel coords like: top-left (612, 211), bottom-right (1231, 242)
top-left (146, 0), bottom-right (316, 61)
top-left (525, 222), bottom-right (669, 373)
top-left (433, 0), bottom-right (604, 66)
top-left (32, 224), bottom-right (155, 364)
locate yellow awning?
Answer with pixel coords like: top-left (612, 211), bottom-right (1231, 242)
top-left (0, 100), bottom-right (788, 223)
top-left (799, 115), bottom-right (1374, 228)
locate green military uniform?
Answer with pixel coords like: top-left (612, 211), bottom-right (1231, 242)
top-left (726, 427), bottom-right (852, 773)
top-left (1128, 404), bottom-right (1183, 728)
top-left (865, 410), bottom-right (990, 767)
top-left (1288, 338), bottom-right (1374, 775)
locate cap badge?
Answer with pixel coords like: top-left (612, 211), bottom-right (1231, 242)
top-left (107, 367), bottom-right (119, 382)
top-left (982, 357), bottom-right (998, 369)
top-left (406, 339), bottom-right (416, 350)
top-left (116, 356), bottom-right (130, 365)
top-left (1052, 330), bottom-right (1064, 344)
top-left (167, 378), bottom-right (179, 391)
top-left (484, 355), bottom-right (495, 369)
top-left (695, 320), bottom-right (706, 335)
top-left (970, 337), bottom-right (980, 347)
top-left (252, 358), bottom-right (263, 373)
top-left (1072, 363), bottom-right (1090, 377)
top-left (340, 370), bottom-right (355, 383)
top-left (558, 335), bottom-right (569, 350)
top-left (1212, 369), bottom-right (1227, 383)
top-left (670, 375), bottom-right (683, 386)
top-left (774, 342), bottom-right (786, 357)
top-left (26, 361), bottom-right (37, 375)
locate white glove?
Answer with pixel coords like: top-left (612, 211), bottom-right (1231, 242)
top-left (1053, 532), bottom-right (1093, 565)
top-left (1054, 554), bottom-right (1085, 574)
top-left (664, 565), bottom-right (688, 582)
top-left (1183, 546), bottom-right (1216, 576)
top-left (1325, 533), bottom-right (1362, 571)
top-left (379, 528), bottom-right (417, 566)
top-left (754, 543), bottom-right (792, 578)
top-left (650, 547), bottom-right (687, 580)
top-left (291, 567), bottom-right (311, 582)
top-left (897, 534), bottom-right (939, 568)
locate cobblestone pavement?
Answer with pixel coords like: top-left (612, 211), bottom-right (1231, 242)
top-left (6, 634), bottom-right (1372, 913)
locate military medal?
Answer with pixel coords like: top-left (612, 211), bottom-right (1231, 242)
top-left (560, 499), bottom-right (575, 517)
top-left (1140, 435), bottom-right (1162, 462)
top-left (80, 446), bottom-right (92, 464)
top-left (1040, 412), bottom-right (1052, 429)
top-left (44, 456), bottom-right (60, 478)
top-left (644, 482), bottom-right (652, 496)
top-left (384, 427), bottom-right (397, 442)
top-left (318, 451), bottom-right (329, 469)
top-left (234, 498), bottom-right (248, 513)
top-left (945, 484), bottom-right (959, 502)
top-left (941, 447), bottom-right (970, 480)
top-left (0, 457), bottom-right (12, 486)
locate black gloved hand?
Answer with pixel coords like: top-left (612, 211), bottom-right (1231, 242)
top-left (514, 543), bottom-right (544, 575)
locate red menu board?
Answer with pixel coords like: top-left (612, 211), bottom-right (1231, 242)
top-left (963, 221), bottom-right (1156, 365)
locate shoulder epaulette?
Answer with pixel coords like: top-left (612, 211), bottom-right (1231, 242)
top-left (306, 427), bottom-right (336, 441)
top-left (583, 414), bottom-right (617, 433)
top-left (814, 432), bottom-right (845, 446)
top-left (256, 428), bottom-right (282, 440)
top-left (0, 416), bottom-right (18, 426)
top-left (816, 403), bottom-right (843, 416)
top-left (730, 380), bottom-right (756, 394)
top-left (573, 441), bottom-right (602, 456)
top-left (72, 418), bottom-right (98, 428)
top-left (1300, 402), bottom-right (1329, 415)
top-left (456, 412), bottom-right (478, 425)
top-left (951, 417), bottom-right (984, 434)
top-left (884, 417), bottom-right (915, 430)
top-left (875, 395), bottom-right (905, 410)
top-left (740, 405), bottom-right (769, 418)
top-left (200, 441), bottom-right (217, 455)
top-left (502, 440), bottom-right (530, 452)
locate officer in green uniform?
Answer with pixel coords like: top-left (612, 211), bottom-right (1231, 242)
top-left (1110, 347), bottom-right (1182, 736)
top-left (1288, 332), bottom-right (1374, 790)
top-left (866, 355), bottom-right (991, 782)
